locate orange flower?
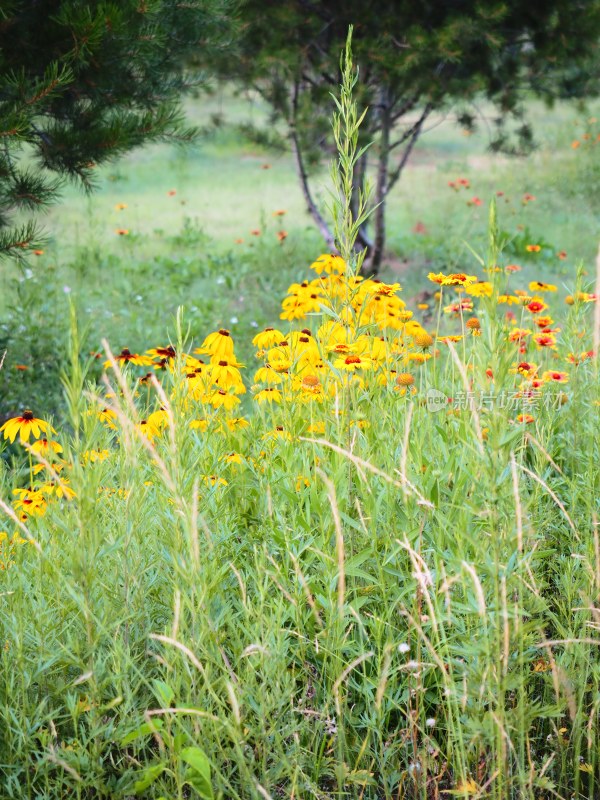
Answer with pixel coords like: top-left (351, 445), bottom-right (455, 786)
top-left (542, 370), bottom-right (569, 384)
top-left (505, 264), bottom-right (521, 273)
top-left (526, 298), bottom-right (548, 314)
top-left (534, 333), bottom-right (557, 349)
top-left (557, 250), bottom-right (567, 260)
top-left (272, 209), bottom-right (286, 216)
top-left (525, 244), bottom-right (541, 253)
top-left (115, 228), bottom-right (129, 235)
top-left (33, 249), bottom-right (44, 256)
top-left (167, 190), bottom-right (177, 196)
top-left (276, 230), bottom-right (288, 242)
top-left (516, 414), bottom-right (535, 424)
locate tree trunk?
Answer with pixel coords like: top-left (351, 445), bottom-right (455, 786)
top-left (366, 95), bottom-right (392, 275)
top-left (351, 152), bottom-right (372, 251)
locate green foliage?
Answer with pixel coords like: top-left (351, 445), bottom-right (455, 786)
top-left (0, 0), bottom-right (235, 259)
top-left (212, 0), bottom-right (600, 267)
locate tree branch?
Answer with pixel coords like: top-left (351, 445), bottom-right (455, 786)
top-left (385, 104), bottom-right (432, 198)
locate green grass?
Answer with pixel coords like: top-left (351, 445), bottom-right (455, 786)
top-left (0, 82), bottom-right (600, 799)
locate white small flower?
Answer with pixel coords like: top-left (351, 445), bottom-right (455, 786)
top-left (398, 642), bottom-right (410, 654)
top-left (230, 316), bottom-right (239, 325)
top-left (63, 285), bottom-right (72, 294)
top-left (426, 718), bottom-right (436, 728)
top-left (250, 320), bottom-right (259, 328)
top-left (216, 276), bottom-right (225, 285)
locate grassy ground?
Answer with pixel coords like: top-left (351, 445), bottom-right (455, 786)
top-left (0, 85), bottom-right (599, 799)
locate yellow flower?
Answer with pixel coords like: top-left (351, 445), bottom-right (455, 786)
top-left (202, 475), bottom-right (228, 488)
top-left (190, 419), bottom-right (210, 432)
top-left (464, 281), bottom-right (492, 297)
top-left (309, 253), bottom-right (346, 275)
top-left (209, 357), bottom-right (245, 393)
top-left (255, 387), bottom-right (282, 404)
top-left (195, 329), bottom-right (234, 358)
top-left (333, 354), bottom-right (373, 371)
top-left (1, 411), bottom-right (54, 444)
top-left (30, 438), bottom-right (63, 455)
top-left (254, 364), bottom-right (285, 384)
top-left (40, 480), bottom-right (76, 500)
top-left (221, 452), bottom-right (244, 466)
top-left (104, 348), bottom-right (153, 368)
top-left (210, 389), bottom-right (240, 410)
top-left (252, 327), bottom-right (285, 349)
top-left (12, 488), bottom-right (47, 517)
top-left (529, 281), bottom-right (557, 292)
top-left (98, 408), bottom-right (117, 429)
top-left (82, 449), bottom-right (111, 464)
top-left (225, 417), bottom-right (250, 431)
top-left (136, 419), bottom-right (160, 441)
top-left (147, 408), bottom-right (169, 430)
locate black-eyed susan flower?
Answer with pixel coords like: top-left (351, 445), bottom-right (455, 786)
top-left (309, 254), bottom-right (346, 275)
top-left (136, 419), bottom-right (160, 441)
top-left (210, 389), bottom-right (240, 410)
top-left (196, 329), bottom-right (234, 359)
top-left (202, 475), bottom-right (228, 488)
top-left (30, 438), bottom-right (63, 456)
top-left (225, 417), bottom-right (250, 431)
top-left (105, 348), bottom-right (153, 368)
top-left (98, 408), bottom-right (117, 429)
top-left (190, 419), bottom-right (209, 432)
top-left (529, 281), bottom-right (557, 293)
top-left (12, 488), bottom-right (47, 517)
top-left (209, 357), bottom-right (245, 393)
top-left (1, 411), bottom-right (54, 444)
top-left (254, 364), bottom-right (285, 385)
top-left (255, 387), bottom-right (282, 404)
top-left (221, 452), bottom-right (244, 466)
top-left (82, 449), bottom-right (111, 464)
top-left (252, 327), bottom-right (284, 349)
top-left (40, 480), bottom-right (76, 500)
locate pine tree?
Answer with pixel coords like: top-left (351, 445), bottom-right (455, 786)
top-left (0, 0), bottom-right (235, 259)
top-left (215, 0), bottom-right (600, 273)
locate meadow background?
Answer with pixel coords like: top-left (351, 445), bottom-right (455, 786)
top-left (1, 89), bottom-right (599, 419)
top-left (1, 70), bottom-right (600, 800)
